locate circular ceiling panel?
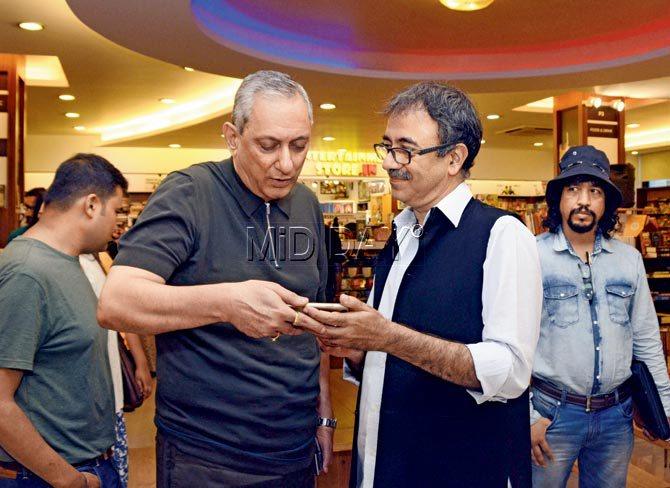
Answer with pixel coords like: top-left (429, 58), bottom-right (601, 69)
top-left (192, 0), bottom-right (670, 79)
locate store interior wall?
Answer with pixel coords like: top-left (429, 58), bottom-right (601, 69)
top-left (26, 134), bottom-right (555, 183)
top-left (639, 149), bottom-right (670, 182)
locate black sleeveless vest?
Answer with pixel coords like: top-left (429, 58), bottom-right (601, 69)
top-left (350, 199), bottom-right (531, 488)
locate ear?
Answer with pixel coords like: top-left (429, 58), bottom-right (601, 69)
top-left (83, 194), bottom-right (100, 219)
top-left (447, 143), bottom-right (469, 177)
top-left (222, 122), bottom-right (240, 151)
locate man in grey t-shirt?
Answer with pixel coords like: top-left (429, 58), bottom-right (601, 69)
top-left (0, 154), bottom-right (127, 488)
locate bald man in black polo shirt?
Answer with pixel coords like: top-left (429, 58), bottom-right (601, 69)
top-left (98, 71), bottom-right (333, 487)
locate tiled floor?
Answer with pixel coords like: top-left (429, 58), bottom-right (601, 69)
top-left (125, 377), bottom-right (670, 487)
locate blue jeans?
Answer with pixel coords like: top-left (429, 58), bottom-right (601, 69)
top-left (0, 457), bottom-right (120, 488)
top-left (531, 387), bottom-right (634, 488)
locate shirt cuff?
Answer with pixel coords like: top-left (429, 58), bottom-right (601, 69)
top-left (343, 358), bottom-right (361, 387)
top-left (465, 342), bottom-right (514, 404)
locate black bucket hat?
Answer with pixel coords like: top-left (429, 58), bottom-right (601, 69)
top-left (545, 145), bottom-right (623, 209)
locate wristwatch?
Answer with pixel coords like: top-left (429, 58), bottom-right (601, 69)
top-left (317, 416), bottom-right (337, 429)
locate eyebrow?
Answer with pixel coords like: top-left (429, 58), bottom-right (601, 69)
top-left (255, 135), bottom-right (310, 144)
top-left (381, 135), bottom-right (419, 147)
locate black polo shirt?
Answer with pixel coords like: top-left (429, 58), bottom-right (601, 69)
top-left (114, 159), bottom-right (327, 474)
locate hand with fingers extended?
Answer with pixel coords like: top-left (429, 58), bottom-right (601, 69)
top-left (298, 294), bottom-right (394, 352)
top-left (530, 417), bottom-right (555, 467)
top-left (224, 280), bottom-right (308, 339)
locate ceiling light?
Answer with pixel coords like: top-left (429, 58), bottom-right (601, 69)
top-left (631, 151), bottom-right (639, 155)
top-left (613, 100), bottom-right (625, 112)
top-left (59, 94), bottom-right (75, 101)
top-left (96, 78), bottom-right (242, 142)
top-left (626, 123), bottom-right (640, 129)
top-left (168, 144), bottom-right (181, 148)
top-left (439, 0), bottom-right (495, 11)
top-left (183, 66), bottom-right (195, 72)
top-left (481, 139), bottom-right (486, 144)
top-left (590, 97), bottom-right (602, 108)
top-left (220, 133), bottom-right (226, 138)
top-left (24, 55), bottom-right (68, 87)
top-left (18, 22), bottom-right (44, 31)
top-left (159, 98), bottom-right (176, 104)
top-left (65, 112), bottom-right (80, 118)
top-left (74, 126), bottom-right (86, 131)
top-left (322, 136), bottom-right (335, 142)
top-left (486, 114), bottom-right (500, 120)
top-left (320, 103), bottom-right (336, 110)
top-left (533, 142), bottom-right (544, 147)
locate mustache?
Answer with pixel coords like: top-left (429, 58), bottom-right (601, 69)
top-left (569, 205), bottom-right (596, 220)
top-left (387, 168), bottom-right (411, 180)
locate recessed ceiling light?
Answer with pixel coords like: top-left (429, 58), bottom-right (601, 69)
top-left (440, 0), bottom-right (495, 11)
top-left (18, 22), bottom-right (44, 31)
top-left (220, 133), bottom-right (226, 138)
top-left (322, 136), bottom-right (335, 142)
top-left (631, 151), bottom-right (639, 155)
top-left (159, 98), bottom-right (176, 104)
top-left (626, 123), bottom-right (640, 129)
top-left (183, 66), bottom-right (195, 72)
top-left (168, 143), bottom-right (181, 148)
top-left (73, 126), bottom-right (86, 131)
top-left (65, 112), bottom-right (80, 118)
top-left (59, 94), bottom-right (75, 101)
top-left (533, 142), bottom-right (544, 147)
top-left (590, 97), bottom-right (602, 108)
top-left (320, 103), bottom-right (336, 110)
top-left (481, 139), bottom-right (486, 144)
top-left (486, 114), bottom-right (500, 120)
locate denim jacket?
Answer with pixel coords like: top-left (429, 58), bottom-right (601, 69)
top-left (531, 228), bottom-right (670, 423)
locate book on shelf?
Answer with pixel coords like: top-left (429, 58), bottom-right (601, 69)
top-left (474, 194), bottom-right (547, 235)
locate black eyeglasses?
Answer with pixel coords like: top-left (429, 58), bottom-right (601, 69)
top-left (578, 253), bottom-right (594, 302)
top-left (373, 142), bottom-right (457, 165)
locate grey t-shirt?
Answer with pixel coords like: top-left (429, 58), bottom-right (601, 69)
top-left (114, 159), bottom-right (327, 475)
top-left (0, 238), bottom-right (116, 464)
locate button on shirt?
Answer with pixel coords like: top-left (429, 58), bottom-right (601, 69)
top-left (344, 183), bottom-right (542, 488)
top-left (531, 228), bottom-right (670, 423)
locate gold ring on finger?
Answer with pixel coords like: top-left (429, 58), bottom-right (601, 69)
top-left (293, 311), bottom-right (300, 327)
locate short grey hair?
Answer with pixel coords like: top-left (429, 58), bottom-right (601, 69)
top-left (385, 82), bottom-right (482, 178)
top-left (232, 70), bottom-right (313, 133)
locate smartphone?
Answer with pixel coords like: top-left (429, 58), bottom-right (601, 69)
top-left (306, 302), bottom-right (348, 312)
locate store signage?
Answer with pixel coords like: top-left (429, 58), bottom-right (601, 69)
top-left (586, 106), bottom-right (618, 123)
top-left (315, 162), bottom-right (377, 177)
top-left (307, 150), bottom-right (378, 163)
top-left (587, 124), bottom-right (619, 138)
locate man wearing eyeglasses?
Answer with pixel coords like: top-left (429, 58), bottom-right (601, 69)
top-left (530, 145), bottom-right (670, 488)
top-left (299, 82), bottom-right (542, 487)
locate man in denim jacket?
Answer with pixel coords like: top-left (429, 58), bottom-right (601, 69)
top-left (530, 145), bottom-right (670, 488)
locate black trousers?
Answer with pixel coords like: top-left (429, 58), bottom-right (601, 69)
top-left (156, 432), bottom-right (315, 488)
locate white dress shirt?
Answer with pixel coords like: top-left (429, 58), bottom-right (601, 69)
top-left (344, 183), bottom-right (542, 488)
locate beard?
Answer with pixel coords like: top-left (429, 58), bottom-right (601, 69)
top-left (567, 205), bottom-right (597, 234)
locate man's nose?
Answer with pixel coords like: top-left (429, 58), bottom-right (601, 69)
top-left (277, 145), bottom-right (293, 173)
top-left (382, 152), bottom-right (401, 172)
top-left (576, 187), bottom-right (591, 206)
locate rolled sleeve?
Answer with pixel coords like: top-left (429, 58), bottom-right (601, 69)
top-left (467, 216), bottom-right (542, 403)
top-left (114, 172), bottom-right (198, 281)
